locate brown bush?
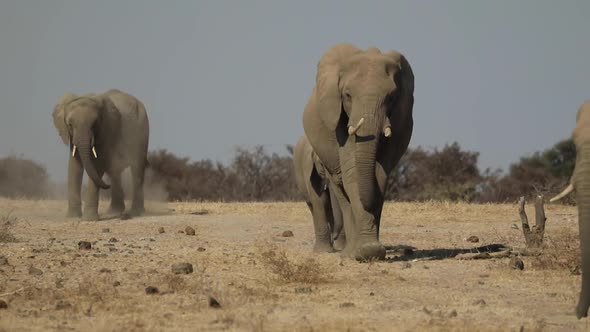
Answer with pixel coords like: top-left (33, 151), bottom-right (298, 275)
top-left (0, 155), bottom-right (49, 198)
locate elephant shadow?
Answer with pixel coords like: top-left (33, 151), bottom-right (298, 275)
top-left (383, 243), bottom-right (509, 262)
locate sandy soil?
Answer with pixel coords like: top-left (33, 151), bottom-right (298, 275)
top-left (0, 198), bottom-right (588, 332)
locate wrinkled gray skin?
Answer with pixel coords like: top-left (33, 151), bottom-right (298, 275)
top-left (52, 89), bottom-right (150, 221)
top-left (293, 135), bottom-right (346, 252)
top-left (551, 100), bottom-right (590, 319)
top-left (302, 44), bottom-right (414, 260)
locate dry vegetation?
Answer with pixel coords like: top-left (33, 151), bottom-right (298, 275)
top-left (0, 198), bottom-right (587, 331)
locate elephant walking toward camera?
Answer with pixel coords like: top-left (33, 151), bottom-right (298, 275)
top-left (52, 89), bottom-right (150, 221)
top-left (551, 100), bottom-right (590, 319)
top-left (301, 43), bottom-right (414, 260)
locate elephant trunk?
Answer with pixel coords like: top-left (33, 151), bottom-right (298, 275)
top-left (76, 134), bottom-right (110, 190)
top-left (576, 146), bottom-right (590, 318)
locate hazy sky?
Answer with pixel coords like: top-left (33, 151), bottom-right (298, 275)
top-left (1, 1), bottom-right (589, 181)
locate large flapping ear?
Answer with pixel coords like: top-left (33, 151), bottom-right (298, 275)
top-left (383, 50), bottom-right (415, 131)
top-left (93, 95), bottom-right (121, 143)
top-left (316, 43), bottom-right (361, 131)
top-left (52, 92), bottom-right (78, 145)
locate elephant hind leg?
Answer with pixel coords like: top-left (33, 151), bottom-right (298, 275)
top-left (129, 163), bottom-right (146, 216)
top-left (108, 171), bottom-right (125, 215)
top-left (307, 171), bottom-right (335, 253)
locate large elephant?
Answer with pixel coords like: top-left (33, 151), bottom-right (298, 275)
top-left (302, 43), bottom-right (414, 260)
top-left (52, 89), bottom-right (150, 221)
top-left (293, 135), bottom-right (345, 252)
top-left (551, 100), bottom-right (590, 319)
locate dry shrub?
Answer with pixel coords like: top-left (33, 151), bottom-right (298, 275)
top-left (258, 244), bottom-right (330, 284)
top-left (530, 230), bottom-right (580, 271)
top-left (0, 211), bottom-right (18, 243)
top-left (0, 155), bottom-right (49, 199)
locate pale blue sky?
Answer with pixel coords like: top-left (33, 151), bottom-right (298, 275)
top-left (1, 1), bottom-right (589, 181)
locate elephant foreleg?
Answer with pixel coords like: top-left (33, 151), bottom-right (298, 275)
top-left (83, 169), bottom-right (104, 221)
top-left (330, 189), bottom-right (346, 251)
top-left (306, 177), bottom-right (335, 253)
top-left (328, 182), bottom-right (357, 257)
top-left (67, 154), bottom-right (83, 218)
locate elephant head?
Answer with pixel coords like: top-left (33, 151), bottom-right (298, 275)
top-left (52, 92), bottom-right (121, 190)
top-left (314, 44), bottom-right (414, 210)
top-left (551, 100), bottom-right (590, 318)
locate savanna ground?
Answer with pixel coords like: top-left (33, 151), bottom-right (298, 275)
top-left (0, 198), bottom-right (588, 331)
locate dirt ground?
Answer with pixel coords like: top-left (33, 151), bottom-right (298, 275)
top-left (0, 198), bottom-right (588, 331)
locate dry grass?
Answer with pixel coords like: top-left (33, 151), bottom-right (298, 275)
top-left (258, 243), bottom-right (331, 284)
top-left (0, 210), bottom-right (18, 243)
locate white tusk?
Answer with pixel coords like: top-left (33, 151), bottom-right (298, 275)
top-left (347, 118), bottom-right (365, 135)
top-left (92, 146), bottom-right (98, 158)
top-left (550, 183), bottom-right (574, 203)
top-left (72, 145), bottom-right (76, 157)
top-left (384, 127), bottom-right (392, 137)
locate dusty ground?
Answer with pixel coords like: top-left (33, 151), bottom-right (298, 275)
top-left (0, 198), bottom-right (588, 331)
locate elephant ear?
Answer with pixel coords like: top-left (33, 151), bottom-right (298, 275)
top-left (383, 50), bottom-right (414, 131)
top-left (316, 43), bottom-right (361, 131)
top-left (93, 95), bottom-right (122, 144)
top-left (52, 92), bottom-right (78, 145)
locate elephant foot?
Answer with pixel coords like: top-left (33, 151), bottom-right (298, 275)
top-left (66, 209), bottom-right (82, 218)
top-left (82, 210), bottom-right (99, 221)
top-left (128, 207), bottom-right (145, 217)
top-left (108, 204), bottom-right (125, 215)
top-left (313, 242), bottom-right (335, 253)
top-left (576, 297), bottom-right (590, 319)
top-left (333, 236), bottom-right (346, 251)
top-left (354, 242), bottom-right (386, 262)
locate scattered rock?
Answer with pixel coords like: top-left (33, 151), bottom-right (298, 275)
top-left (571, 265), bottom-right (581, 275)
top-left (157, 227), bottom-right (165, 234)
top-left (78, 241), bottom-right (92, 250)
top-left (197, 247), bottom-right (206, 252)
top-left (28, 266), bottom-right (43, 276)
top-left (369, 292), bottom-right (375, 296)
top-left (178, 230), bottom-right (185, 234)
top-left (511, 224), bottom-right (519, 230)
top-left (466, 236), bottom-right (479, 243)
top-left (109, 247), bottom-right (118, 252)
top-left (145, 286), bottom-right (159, 294)
top-left (93, 253), bottom-right (108, 258)
top-left (401, 262), bottom-right (412, 269)
top-left (185, 227), bottom-right (196, 236)
top-left (102, 228), bottom-right (111, 233)
top-left (473, 299), bottom-right (486, 306)
top-left (191, 210), bottom-right (209, 215)
top-left (99, 268), bottom-right (111, 273)
top-left (103, 243), bottom-right (115, 247)
top-left (0, 255), bottom-right (8, 266)
top-left (447, 309), bottom-right (458, 318)
top-left (55, 300), bottom-right (72, 310)
top-left (113, 281), bottom-right (121, 287)
top-left (108, 238), bottom-right (119, 243)
top-left (339, 302), bottom-right (355, 308)
top-left (208, 296), bottom-right (221, 308)
top-left (120, 213), bottom-right (131, 220)
top-left (126, 250), bottom-right (134, 254)
top-left (510, 257), bottom-right (525, 270)
top-left (295, 287), bottom-right (312, 294)
top-left (172, 263), bottom-right (194, 274)
top-left (0, 300), bottom-right (7, 309)
top-left (282, 230), bottom-right (294, 237)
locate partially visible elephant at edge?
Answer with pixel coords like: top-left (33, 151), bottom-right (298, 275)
top-left (551, 100), bottom-right (590, 319)
top-left (293, 135), bottom-right (345, 252)
top-left (52, 89), bottom-right (150, 221)
top-left (302, 43), bottom-right (414, 260)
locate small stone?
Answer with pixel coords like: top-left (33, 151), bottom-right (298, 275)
top-left (55, 300), bottom-right (72, 310)
top-left (113, 281), bottom-right (121, 287)
top-left (157, 227), bottom-right (165, 234)
top-left (108, 238), bottom-right (119, 243)
top-left (145, 286), bottom-right (159, 294)
top-left (339, 302), bottom-right (355, 308)
top-left (93, 253), bottom-right (108, 258)
top-left (191, 210), bottom-right (209, 215)
top-left (172, 263), bottom-right (194, 274)
top-left (473, 299), bottom-right (486, 306)
top-left (197, 247), bottom-right (206, 252)
top-left (99, 268), bottom-right (111, 273)
top-left (447, 309), bottom-right (458, 318)
top-left (295, 287), bottom-right (312, 294)
top-left (401, 262), bottom-right (412, 269)
top-left (511, 224), bottom-right (519, 230)
top-left (0, 255), bottom-right (8, 266)
top-left (282, 230), bottom-right (294, 237)
top-left (78, 241), bottom-right (92, 250)
top-left (510, 257), bottom-right (525, 270)
top-left (185, 227), bottom-right (196, 236)
top-left (0, 300), bottom-right (7, 309)
top-left (466, 236), bottom-right (479, 243)
top-left (570, 265), bottom-right (581, 275)
top-left (369, 292), bottom-right (375, 296)
top-left (28, 266), bottom-right (43, 276)
top-left (102, 228), bottom-right (111, 233)
top-left (208, 296), bottom-right (221, 308)
top-left (109, 247), bottom-right (118, 252)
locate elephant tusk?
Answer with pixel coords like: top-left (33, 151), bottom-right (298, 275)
top-left (550, 183), bottom-right (574, 203)
top-left (72, 145), bottom-right (77, 157)
top-left (92, 146), bottom-right (98, 158)
top-left (347, 118), bottom-right (365, 135)
top-left (384, 127), bottom-right (392, 137)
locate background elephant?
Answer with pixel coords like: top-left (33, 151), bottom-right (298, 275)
top-left (302, 43), bottom-right (414, 260)
top-left (551, 100), bottom-right (590, 319)
top-left (293, 135), bottom-right (345, 252)
top-left (52, 89), bottom-right (150, 221)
